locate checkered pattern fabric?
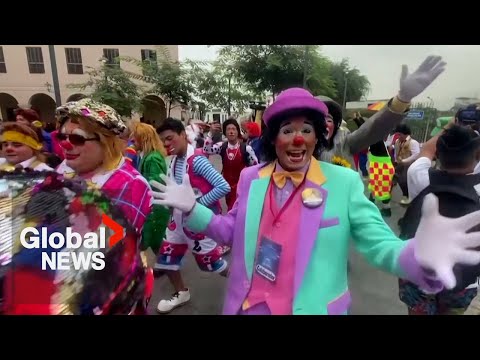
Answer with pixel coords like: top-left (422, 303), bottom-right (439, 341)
top-left (368, 153), bottom-right (395, 201)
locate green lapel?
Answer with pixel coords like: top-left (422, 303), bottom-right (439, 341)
top-left (244, 176), bottom-right (270, 279)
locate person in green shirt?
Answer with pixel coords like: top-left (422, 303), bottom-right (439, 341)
top-left (132, 123), bottom-right (170, 254)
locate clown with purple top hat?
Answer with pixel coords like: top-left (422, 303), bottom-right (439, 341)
top-left (150, 83), bottom-right (480, 315)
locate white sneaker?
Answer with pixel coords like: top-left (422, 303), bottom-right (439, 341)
top-left (156, 289), bottom-right (191, 314)
top-left (400, 196), bottom-right (411, 205)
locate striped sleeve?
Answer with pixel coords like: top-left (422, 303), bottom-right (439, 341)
top-left (124, 146), bottom-right (138, 168)
top-left (192, 156), bottom-right (230, 207)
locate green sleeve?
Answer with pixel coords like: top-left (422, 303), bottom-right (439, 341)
top-left (141, 152), bottom-right (170, 254)
top-left (348, 171), bottom-right (408, 277)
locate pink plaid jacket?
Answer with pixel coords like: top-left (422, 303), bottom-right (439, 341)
top-left (57, 159), bottom-right (152, 232)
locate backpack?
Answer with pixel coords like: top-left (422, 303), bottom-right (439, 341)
top-left (399, 168), bottom-right (480, 292)
top-left (220, 142), bottom-right (250, 166)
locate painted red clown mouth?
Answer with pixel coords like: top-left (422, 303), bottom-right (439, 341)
top-left (65, 153), bottom-right (80, 160)
top-left (286, 150), bottom-right (306, 163)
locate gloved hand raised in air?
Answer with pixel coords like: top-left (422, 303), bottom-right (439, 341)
top-left (397, 55), bottom-right (446, 103)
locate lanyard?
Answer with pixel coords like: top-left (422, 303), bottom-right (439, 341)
top-left (268, 175), bottom-right (305, 225)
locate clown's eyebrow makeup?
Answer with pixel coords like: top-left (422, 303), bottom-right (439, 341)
top-left (72, 128), bottom-right (93, 138)
top-left (61, 127), bottom-right (93, 139)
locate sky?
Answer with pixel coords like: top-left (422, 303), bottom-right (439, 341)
top-left (179, 45), bottom-right (480, 110)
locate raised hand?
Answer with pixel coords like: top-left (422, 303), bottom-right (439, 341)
top-left (150, 174), bottom-right (197, 213)
top-left (414, 194), bottom-right (480, 290)
top-left (397, 55), bottom-right (446, 103)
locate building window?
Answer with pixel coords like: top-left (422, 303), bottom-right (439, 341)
top-left (141, 49), bottom-right (157, 75)
top-left (141, 49), bottom-right (157, 63)
top-left (26, 47), bottom-right (45, 74)
top-left (103, 48), bottom-right (120, 67)
top-left (0, 47), bottom-right (6, 73)
top-left (65, 48), bottom-right (83, 74)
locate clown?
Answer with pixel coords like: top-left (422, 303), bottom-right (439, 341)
top-left (151, 87), bottom-right (480, 315)
top-left (317, 55), bottom-right (446, 169)
top-left (2, 98), bottom-right (154, 315)
top-left (0, 122), bottom-right (53, 172)
top-left (155, 118), bottom-right (231, 314)
top-left (203, 118), bottom-right (258, 211)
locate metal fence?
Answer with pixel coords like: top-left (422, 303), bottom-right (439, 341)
top-left (404, 103), bottom-right (438, 143)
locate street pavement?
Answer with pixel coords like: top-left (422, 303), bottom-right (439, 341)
top-left (147, 156), bottom-right (409, 315)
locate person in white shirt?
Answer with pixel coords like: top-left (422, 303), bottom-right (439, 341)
top-left (0, 122), bottom-right (53, 172)
top-left (402, 124), bottom-right (480, 315)
top-left (393, 124), bottom-right (420, 204)
top-left (408, 124), bottom-right (480, 201)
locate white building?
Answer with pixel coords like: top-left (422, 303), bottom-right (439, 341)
top-left (0, 45), bottom-right (185, 127)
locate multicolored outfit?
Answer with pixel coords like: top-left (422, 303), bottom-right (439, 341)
top-left (203, 138), bottom-right (258, 210)
top-left (2, 98), bottom-right (154, 315)
top-left (3, 159), bottom-right (153, 314)
top-left (155, 144), bottom-right (230, 273)
top-left (184, 159), bottom-right (441, 314)
top-left (177, 88), bottom-right (441, 315)
top-left (57, 158), bottom-right (151, 233)
top-left (368, 153), bottom-right (395, 201)
top-left (124, 140), bottom-right (139, 170)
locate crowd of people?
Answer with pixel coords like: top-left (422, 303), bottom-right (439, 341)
top-left (2, 54), bottom-right (480, 315)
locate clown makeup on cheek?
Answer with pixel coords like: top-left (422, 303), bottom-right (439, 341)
top-left (275, 117), bottom-right (317, 171)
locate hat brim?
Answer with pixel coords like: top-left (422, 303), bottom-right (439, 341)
top-left (263, 97), bottom-right (328, 126)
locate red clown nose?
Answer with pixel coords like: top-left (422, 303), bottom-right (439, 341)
top-left (293, 135), bottom-right (305, 146)
top-left (60, 140), bottom-right (73, 151)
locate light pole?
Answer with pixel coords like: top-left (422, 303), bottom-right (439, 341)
top-left (342, 73), bottom-right (349, 111)
top-left (303, 45), bottom-right (309, 88)
top-left (48, 45), bottom-right (62, 105)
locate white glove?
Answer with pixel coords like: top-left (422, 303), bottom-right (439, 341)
top-left (150, 174), bottom-right (196, 213)
top-left (397, 55), bottom-right (446, 103)
top-left (414, 194), bottom-right (480, 290)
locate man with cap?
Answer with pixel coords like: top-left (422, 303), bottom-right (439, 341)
top-left (317, 55), bottom-right (446, 169)
top-left (150, 87), bottom-right (480, 315)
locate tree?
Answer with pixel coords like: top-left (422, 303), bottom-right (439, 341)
top-left (187, 58), bottom-right (258, 116)
top-left (123, 46), bottom-right (194, 117)
top-left (329, 59), bottom-right (370, 107)
top-left (68, 63), bottom-right (143, 117)
top-left (217, 45), bottom-right (337, 99)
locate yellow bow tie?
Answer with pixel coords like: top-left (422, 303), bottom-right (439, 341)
top-left (272, 171), bottom-right (305, 189)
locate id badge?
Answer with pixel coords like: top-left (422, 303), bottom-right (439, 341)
top-left (255, 237), bottom-right (282, 282)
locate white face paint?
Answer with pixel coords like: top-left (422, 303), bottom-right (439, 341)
top-left (61, 126), bottom-right (95, 138)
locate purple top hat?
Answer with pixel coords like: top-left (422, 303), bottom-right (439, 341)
top-left (263, 88), bottom-right (328, 127)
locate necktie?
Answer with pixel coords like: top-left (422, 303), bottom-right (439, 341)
top-left (272, 171), bottom-right (305, 189)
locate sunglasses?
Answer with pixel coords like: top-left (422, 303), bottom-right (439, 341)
top-left (55, 132), bottom-right (99, 146)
